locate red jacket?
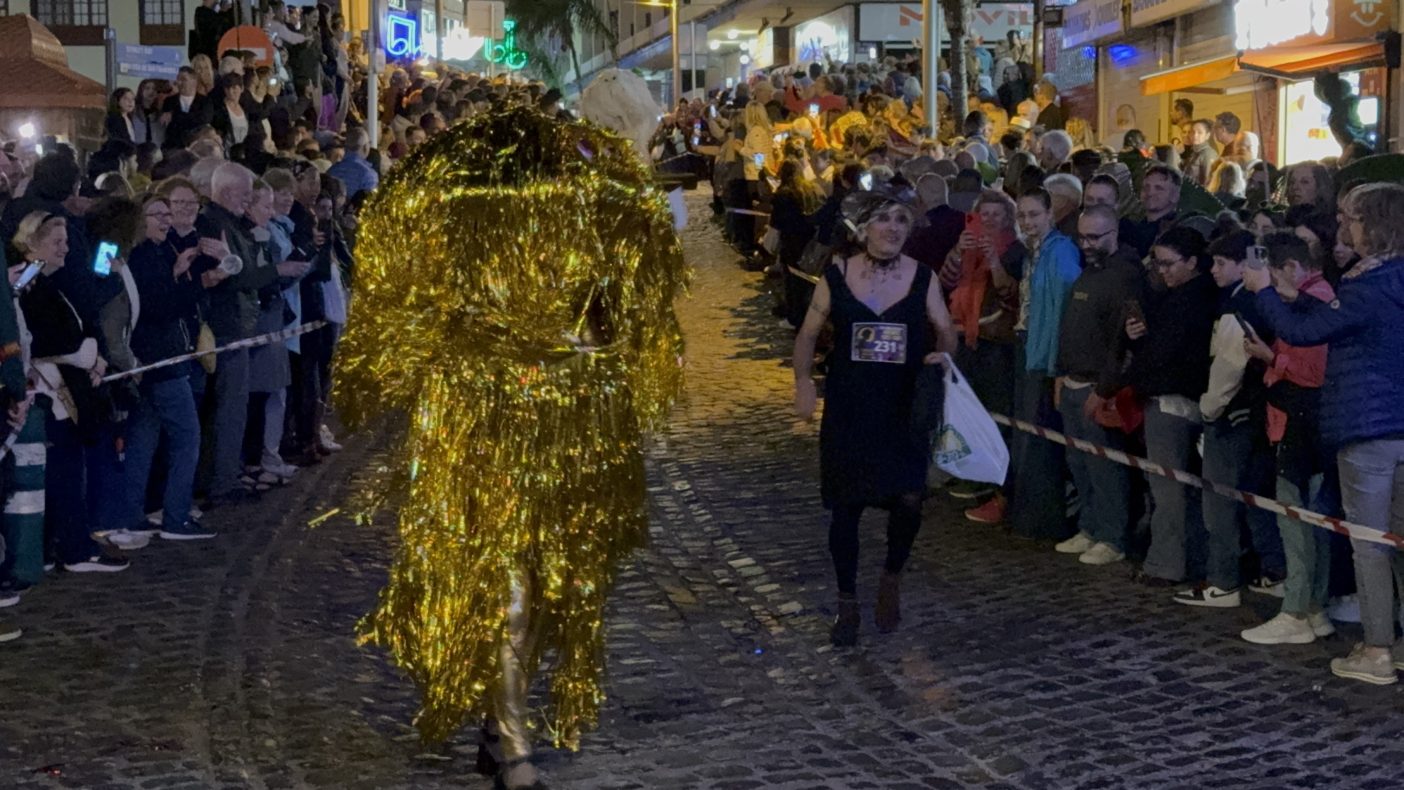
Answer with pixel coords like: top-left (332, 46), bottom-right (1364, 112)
top-left (1263, 273), bottom-right (1334, 443)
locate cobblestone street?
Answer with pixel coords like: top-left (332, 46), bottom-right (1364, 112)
top-left (3, 192), bottom-right (1404, 789)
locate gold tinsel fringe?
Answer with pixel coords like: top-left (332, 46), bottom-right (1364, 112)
top-left (335, 108), bottom-right (686, 748)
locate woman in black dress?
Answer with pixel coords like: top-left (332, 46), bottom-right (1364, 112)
top-left (793, 185), bottom-right (958, 646)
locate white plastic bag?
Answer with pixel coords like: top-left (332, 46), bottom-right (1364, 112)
top-left (932, 354), bottom-right (1009, 485)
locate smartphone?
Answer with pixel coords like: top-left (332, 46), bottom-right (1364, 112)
top-left (752, 152), bottom-right (765, 167)
top-left (808, 103), bottom-right (820, 116)
top-left (1246, 244), bottom-right (1268, 270)
top-left (708, 104), bottom-right (717, 118)
top-left (859, 172), bottom-right (874, 191)
top-left (1234, 313), bottom-right (1257, 338)
top-left (269, 78), bottom-right (280, 87)
top-left (691, 135), bottom-right (700, 147)
top-left (92, 240), bottom-right (119, 277)
top-left (13, 260), bottom-right (43, 291)
top-left (1124, 298), bottom-right (1144, 324)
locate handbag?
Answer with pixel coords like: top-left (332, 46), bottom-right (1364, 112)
top-left (795, 238), bottom-right (834, 276)
top-left (760, 225), bottom-right (780, 255)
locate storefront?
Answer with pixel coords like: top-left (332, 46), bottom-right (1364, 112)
top-left (1234, 0), bottom-right (1397, 162)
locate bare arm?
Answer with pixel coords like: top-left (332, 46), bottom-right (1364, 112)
top-left (793, 276), bottom-right (831, 419)
top-left (926, 271), bottom-right (958, 355)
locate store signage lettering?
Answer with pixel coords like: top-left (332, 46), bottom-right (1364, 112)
top-left (1130, 0), bottom-right (1211, 27)
top-left (1062, 0), bottom-right (1124, 48)
top-left (1234, 0), bottom-right (1330, 50)
top-left (857, 3), bottom-right (1034, 43)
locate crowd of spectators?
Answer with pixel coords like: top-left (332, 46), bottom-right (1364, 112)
top-left (688, 52), bottom-right (1404, 684)
top-left (0, 4), bottom-right (557, 643)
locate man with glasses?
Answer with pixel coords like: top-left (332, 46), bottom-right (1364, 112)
top-left (1052, 206), bottom-right (1146, 565)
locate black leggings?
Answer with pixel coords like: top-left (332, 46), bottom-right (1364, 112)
top-left (828, 494), bottom-right (924, 595)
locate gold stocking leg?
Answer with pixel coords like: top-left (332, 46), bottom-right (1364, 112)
top-left (492, 571), bottom-right (538, 765)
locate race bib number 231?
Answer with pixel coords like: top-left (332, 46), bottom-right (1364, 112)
top-left (851, 322), bottom-right (907, 364)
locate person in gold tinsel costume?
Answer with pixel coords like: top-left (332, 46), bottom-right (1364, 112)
top-left (335, 106), bottom-right (685, 789)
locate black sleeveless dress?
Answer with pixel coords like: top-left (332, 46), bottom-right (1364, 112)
top-left (820, 261), bottom-right (933, 508)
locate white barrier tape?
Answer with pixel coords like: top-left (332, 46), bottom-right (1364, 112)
top-left (990, 412), bottom-right (1404, 549)
top-left (100, 321), bottom-right (328, 384)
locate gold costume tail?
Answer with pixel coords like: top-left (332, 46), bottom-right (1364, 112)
top-left (335, 108), bottom-right (686, 748)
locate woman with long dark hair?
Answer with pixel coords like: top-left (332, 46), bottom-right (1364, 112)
top-left (105, 88), bottom-right (137, 144)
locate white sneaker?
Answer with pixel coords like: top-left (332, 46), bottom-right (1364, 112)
top-left (1055, 532), bottom-right (1095, 555)
top-left (0, 592), bottom-right (18, 609)
top-left (1078, 542), bottom-right (1125, 566)
top-left (1308, 611), bottom-right (1336, 638)
top-left (101, 529), bottom-right (150, 551)
top-left (319, 425), bottom-right (343, 452)
top-left (1241, 612), bottom-right (1316, 645)
top-left (261, 452), bottom-right (298, 479)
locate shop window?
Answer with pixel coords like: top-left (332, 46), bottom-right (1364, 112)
top-left (34, 0), bottom-right (109, 46)
top-left (141, 0), bottom-right (185, 46)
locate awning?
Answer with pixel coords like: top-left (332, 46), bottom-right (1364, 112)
top-left (1140, 56), bottom-right (1240, 96)
top-left (1238, 41), bottom-right (1387, 79)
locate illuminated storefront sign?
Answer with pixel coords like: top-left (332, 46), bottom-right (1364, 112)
top-left (1234, 0), bottom-right (1331, 49)
top-left (1234, 0), bottom-right (1396, 50)
top-left (386, 12), bottom-right (419, 57)
top-left (486, 18), bottom-right (528, 70)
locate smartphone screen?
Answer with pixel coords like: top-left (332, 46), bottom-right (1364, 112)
top-left (14, 260), bottom-right (43, 291)
top-left (752, 153), bottom-right (765, 167)
top-left (808, 103), bottom-right (819, 115)
top-left (1246, 244), bottom-right (1268, 270)
top-left (92, 241), bottom-right (118, 277)
top-left (1124, 298), bottom-right (1144, 323)
top-left (859, 172), bottom-right (874, 191)
top-left (691, 135), bottom-right (700, 147)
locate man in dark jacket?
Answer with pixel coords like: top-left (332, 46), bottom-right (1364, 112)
top-left (160, 67), bottom-right (215, 151)
top-left (1054, 206), bottom-right (1145, 566)
top-left (1179, 120), bottom-right (1220, 187)
top-left (1126, 226), bottom-right (1220, 587)
top-left (1120, 164), bottom-right (1181, 259)
top-left (192, 162), bottom-right (260, 507)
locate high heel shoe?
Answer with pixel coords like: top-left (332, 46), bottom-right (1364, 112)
top-left (830, 595), bottom-right (860, 647)
top-left (475, 724), bottom-right (501, 776)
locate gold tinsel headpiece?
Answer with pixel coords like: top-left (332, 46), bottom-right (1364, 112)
top-left (336, 106), bottom-right (686, 748)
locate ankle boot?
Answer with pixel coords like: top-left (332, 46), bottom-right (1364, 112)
top-left (830, 595), bottom-right (860, 647)
top-left (875, 572), bottom-right (902, 633)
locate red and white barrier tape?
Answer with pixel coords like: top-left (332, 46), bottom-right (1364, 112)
top-left (101, 321), bottom-right (329, 384)
top-left (989, 412), bottom-right (1404, 549)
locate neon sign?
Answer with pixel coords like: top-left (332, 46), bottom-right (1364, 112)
top-left (386, 12), bottom-right (419, 58)
top-left (487, 19), bottom-right (529, 70)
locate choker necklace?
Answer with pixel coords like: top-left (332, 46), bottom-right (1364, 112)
top-left (868, 253), bottom-right (900, 270)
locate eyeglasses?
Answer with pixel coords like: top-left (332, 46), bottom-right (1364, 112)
top-left (1151, 256), bottom-right (1184, 269)
top-left (145, 210), bottom-right (173, 219)
top-left (169, 199), bottom-right (199, 208)
top-left (1078, 229), bottom-right (1115, 244)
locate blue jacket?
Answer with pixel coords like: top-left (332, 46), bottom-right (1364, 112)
top-left (1253, 257), bottom-right (1404, 449)
top-left (327, 153), bottom-right (380, 198)
top-left (1024, 230), bottom-right (1082, 376)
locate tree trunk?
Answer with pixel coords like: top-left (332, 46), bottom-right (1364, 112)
top-left (944, 0), bottom-right (974, 130)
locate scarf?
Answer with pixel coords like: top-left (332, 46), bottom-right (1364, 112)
top-left (948, 227), bottom-right (1017, 348)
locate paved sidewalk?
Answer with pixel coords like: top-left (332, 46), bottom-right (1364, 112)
top-left (2, 192), bottom-right (1403, 789)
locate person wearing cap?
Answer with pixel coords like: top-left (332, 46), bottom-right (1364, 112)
top-left (793, 184), bottom-right (957, 648)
